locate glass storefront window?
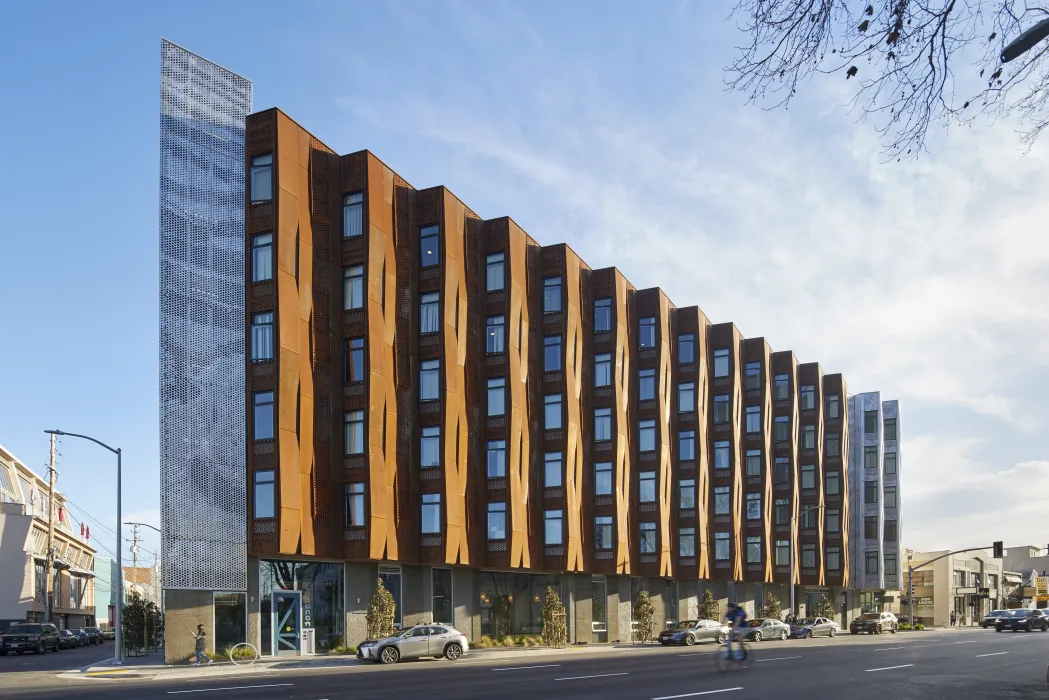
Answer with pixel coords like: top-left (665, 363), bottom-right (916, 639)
top-left (592, 577), bottom-right (607, 632)
top-left (259, 560), bottom-right (344, 655)
top-left (432, 568), bottom-right (452, 625)
top-left (478, 571), bottom-right (562, 637)
top-left (379, 565), bottom-right (403, 629)
top-left (214, 593), bottom-right (246, 651)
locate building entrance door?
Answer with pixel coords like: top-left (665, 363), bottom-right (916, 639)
top-left (272, 591), bottom-right (302, 657)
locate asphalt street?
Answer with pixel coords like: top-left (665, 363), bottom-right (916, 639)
top-left (0, 640), bottom-right (114, 673)
top-left (1, 628), bottom-right (1045, 699)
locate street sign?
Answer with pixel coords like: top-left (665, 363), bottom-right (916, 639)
top-left (917, 597), bottom-right (933, 606)
top-left (1036, 595), bottom-right (1049, 603)
top-left (1024, 586), bottom-right (1037, 598)
top-left (1036, 576), bottom-right (1048, 596)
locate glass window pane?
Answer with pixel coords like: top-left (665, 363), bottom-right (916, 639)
top-left (594, 408), bottom-right (611, 441)
top-left (594, 298), bottom-right (611, 332)
top-left (713, 349), bottom-right (729, 378)
top-left (487, 440), bottom-right (506, 478)
top-left (594, 354), bottom-right (611, 387)
top-left (545, 510), bottom-right (563, 545)
top-left (544, 452), bottom-right (563, 488)
top-left (679, 431), bottom-right (695, 461)
top-left (251, 312), bottom-right (274, 361)
top-left (487, 502), bottom-right (506, 540)
top-left (639, 317), bottom-right (656, 348)
top-left (545, 394), bottom-right (562, 430)
top-left (543, 278), bottom-right (562, 312)
top-left (421, 494), bottom-right (441, 534)
top-left (253, 391), bottom-right (274, 440)
top-left (678, 334), bottom-right (694, 364)
top-left (486, 316), bottom-right (505, 353)
top-left (252, 233), bottom-right (273, 282)
top-left (595, 462), bottom-right (612, 495)
top-left (254, 470), bottom-right (274, 518)
top-left (639, 472), bottom-right (656, 503)
top-left (420, 225), bottom-right (440, 268)
top-left (420, 426), bottom-right (441, 468)
top-left (679, 479), bottom-right (695, 509)
top-left (344, 265), bottom-right (364, 310)
top-left (343, 192), bottom-right (363, 238)
top-left (487, 378), bottom-right (506, 416)
top-left (714, 441), bottom-right (730, 469)
top-left (639, 368), bottom-right (656, 400)
top-left (420, 359), bottom-right (440, 401)
top-left (420, 292), bottom-right (440, 334)
top-left (486, 253), bottom-right (505, 292)
top-left (639, 420), bottom-right (656, 452)
top-left (544, 336), bottom-right (561, 371)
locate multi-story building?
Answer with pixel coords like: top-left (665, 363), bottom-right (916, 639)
top-left (0, 443), bottom-right (97, 630)
top-left (905, 549), bottom-right (1002, 626)
top-left (847, 392), bottom-right (902, 612)
top-left (93, 556), bottom-right (119, 631)
top-left (1001, 546), bottom-right (1049, 610)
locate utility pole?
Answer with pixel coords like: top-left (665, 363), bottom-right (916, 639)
top-left (44, 434), bottom-right (57, 624)
top-left (130, 524), bottom-right (140, 599)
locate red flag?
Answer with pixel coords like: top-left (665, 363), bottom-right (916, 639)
top-left (80, 522), bottom-right (84, 536)
top-left (86, 526), bottom-right (90, 540)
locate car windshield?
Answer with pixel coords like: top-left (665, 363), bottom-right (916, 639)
top-left (5, 625), bottom-right (41, 634)
top-left (858, 613), bottom-right (879, 620)
top-left (747, 619), bottom-right (765, 627)
top-left (987, 610), bottom-right (1006, 616)
top-left (1003, 610), bottom-right (1029, 618)
top-left (795, 618), bottom-right (818, 625)
top-left (676, 621), bottom-right (699, 629)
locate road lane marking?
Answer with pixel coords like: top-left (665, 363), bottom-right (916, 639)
top-left (167, 683), bottom-right (294, 695)
top-left (875, 647), bottom-right (907, 651)
top-left (555, 672), bottom-right (629, 681)
top-left (756, 656), bottom-right (800, 662)
top-left (976, 652), bottom-right (1009, 657)
top-left (652, 689), bottom-right (743, 699)
top-left (865, 664), bottom-right (913, 672)
top-left (491, 664), bottom-right (562, 671)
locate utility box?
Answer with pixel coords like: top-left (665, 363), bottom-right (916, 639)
top-left (301, 628), bottom-right (315, 655)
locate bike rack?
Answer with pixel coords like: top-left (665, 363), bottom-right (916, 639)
top-left (228, 642), bottom-right (260, 666)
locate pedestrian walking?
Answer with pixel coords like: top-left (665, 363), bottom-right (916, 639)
top-left (950, 611), bottom-right (956, 626)
top-left (192, 624), bottom-right (212, 665)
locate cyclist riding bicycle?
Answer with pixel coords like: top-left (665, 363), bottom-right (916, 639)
top-left (725, 602), bottom-right (748, 648)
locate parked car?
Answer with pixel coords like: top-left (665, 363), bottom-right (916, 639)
top-left (741, 618), bottom-right (791, 642)
top-left (981, 610), bottom-right (1009, 628)
top-left (101, 628), bottom-right (116, 641)
top-left (995, 608), bottom-right (1049, 632)
top-left (0, 623), bottom-right (61, 655)
top-left (357, 624), bottom-right (469, 664)
top-left (83, 627), bottom-right (103, 645)
top-left (57, 630), bottom-right (79, 650)
top-left (790, 617), bottom-right (840, 638)
top-left (898, 615), bottom-right (924, 626)
top-left (850, 612), bottom-right (898, 634)
top-left (658, 619), bottom-right (729, 646)
top-left (70, 629), bottom-right (90, 647)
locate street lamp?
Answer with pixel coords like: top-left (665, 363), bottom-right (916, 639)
top-left (1001, 17), bottom-right (1049, 63)
top-left (790, 504), bottom-right (825, 618)
top-left (45, 430), bottom-right (123, 666)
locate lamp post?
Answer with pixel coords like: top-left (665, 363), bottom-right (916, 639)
top-left (790, 505), bottom-right (825, 618)
top-left (45, 430), bottom-right (123, 666)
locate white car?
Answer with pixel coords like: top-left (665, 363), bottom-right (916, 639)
top-left (357, 624), bottom-right (469, 664)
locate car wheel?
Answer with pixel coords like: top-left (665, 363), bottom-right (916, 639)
top-left (850, 630), bottom-right (857, 635)
top-left (779, 631), bottom-right (788, 641)
top-left (753, 631), bottom-right (763, 642)
top-left (716, 633), bottom-right (727, 645)
top-left (379, 646), bottom-right (400, 665)
top-left (995, 627), bottom-right (1002, 632)
top-left (829, 628), bottom-right (837, 638)
top-left (444, 643), bottom-right (462, 660)
top-left (33, 647), bottom-right (42, 655)
top-left (685, 635), bottom-right (695, 646)
top-left (890, 625), bottom-right (898, 634)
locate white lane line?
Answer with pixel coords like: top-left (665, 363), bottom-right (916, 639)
top-left (976, 652), bottom-right (1009, 658)
top-left (953, 640), bottom-right (977, 645)
top-left (875, 646), bottom-right (907, 651)
top-left (865, 664), bottom-right (913, 672)
top-left (555, 672), bottom-right (629, 681)
top-left (652, 688), bottom-right (744, 699)
top-left (756, 656), bottom-right (800, 662)
top-left (491, 664), bottom-right (562, 671)
top-left (167, 684), bottom-right (294, 695)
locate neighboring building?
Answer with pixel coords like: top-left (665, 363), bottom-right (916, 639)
top-left (93, 556), bottom-right (119, 630)
top-left (0, 443), bottom-right (97, 630)
top-left (1001, 546), bottom-right (1049, 610)
top-left (124, 566), bottom-right (160, 605)
top-left (847, 393), bottom-right (902, 612)
top-left (905, 549), bottom-right (1002, 626)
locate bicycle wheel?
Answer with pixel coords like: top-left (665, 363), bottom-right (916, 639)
top-left (715, 644), bottom-right (733, 672)
top-left (736, 642), bottom-right (753, 669)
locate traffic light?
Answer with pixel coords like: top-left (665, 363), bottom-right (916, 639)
top-left (993, 541), bottom-right (1003, 558)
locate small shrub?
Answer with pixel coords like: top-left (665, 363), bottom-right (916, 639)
top-left (898, 623), bottom-right (912, 631)
top-left (914, 623), bottom-right (925, 630)
top-left (328, 645), bottom-right (357, 655)
top-left (329, 634), bottom-right (344, 650)
top-left (500, 635), bottom-right (515, 647)
top-left (519, 636), bottom-right (532, 647)
top-left (475, 636), bottom-right (493, 648)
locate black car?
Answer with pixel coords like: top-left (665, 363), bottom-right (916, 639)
top-left (57, 630), bottom-right (79, 650)
top-left (0, 623), bottom-right (60, 655)
top-left (83, 627), bottom-right (103, 645)
top-left (981, 610), bottom-right (1008, 628)
top-left (850, 612), bottom-right (898, 634)
top-left (995, 609), bottom-right (1049, 632)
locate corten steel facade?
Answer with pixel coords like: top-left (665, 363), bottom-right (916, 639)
top-left (237, 108), bottom-right (855, 651)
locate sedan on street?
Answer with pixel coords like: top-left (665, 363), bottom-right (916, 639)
top-left (357, 624), bottom-right (469, 664)
top-left (790, 617), bottom-right (840, 638)
top-left (981, 610), bottom-right (1009, 628)
top-left (658, 620), bottom-right (729, 646)
top-left (742, 618), bottom-right (791, 642)
top-left (995, 609), bottom-right (1049, 632)
top-left (57, 630), bottom-right (79, 650)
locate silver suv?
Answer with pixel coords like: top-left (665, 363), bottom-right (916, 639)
top-left (357, 624), bottom-right (469, 664)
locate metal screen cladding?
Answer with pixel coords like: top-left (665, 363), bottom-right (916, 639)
top-left (160, 39), bottom-right (252, 590)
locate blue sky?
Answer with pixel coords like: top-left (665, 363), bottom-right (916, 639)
top-left (1, 1), bottom-right (1046, 564)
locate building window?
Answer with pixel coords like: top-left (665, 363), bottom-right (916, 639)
top-left (864, 410), bottom-right (878, 433)
top-left (885, 553), bottom-right (897, 576)
top-left (420, 292), bottom-right (440, 334)
top-left (800, 385), bottom-right (815, 410)
top-left (487, 378), bottom-right (506, 417)
top-left (713, 348), bottom-right (729, 378)
top-left (745, 362), bottom-right (760, 389)
top-left (420, 426), bottom-right (440, 468)
top-left (826, 395), bottom-right (840, 419)
top-left (639, 317), bottom-right (656, 348)
top-left (801, 464), bottom-right (815, 489)
top-left (679, 478), bottom-right (695, 509)
top-left (345, 482), bottom-right (365, 527)
top-left (884, 519), bottom-right (897, 542)
top-left (251, 312), bottom-right (274, 362)
top-left (802, 544), bottom-right (816, 569)
top-left (825, 433), bottom-right (839, 456)
top-left (774, 415), bottom-right (789, 442)
top-left (487, 502), bottom-right (506, 540)
top-left (713, 394), bottom-right (730, 423)
top-left (343, 410), bottom-right (365, 455)
top-left (343, 265), bottom-right (364, 310)
top-left (827, 547), bottom-right (841, 571)
top-left (774, 498), bottom-right (789, 525)
top-left (746, 492), bottom-right (761, 520)
top-left (595, 462), bottom-right (612, 495)
top-left (826, 509), bottom-right (840, 533)
top-left (714, 532), bottom-right (730, 561)
top-left (639, 368), bottom-right (656, 401)
top-left (639, 419), bottom-right (656, 452)
top-left (679, 528), bottom-right (696, 557)
top-left (420, 359), bottom-right (440, 401)
top-left (486, 440), bottom-right (506, 478)
top-left (639, 471), bottom-right (656, 503)
top-left (544, 336), bottom-right (562, 372)
top-left (865, 551), bottom-right (879, 574)
top-left (421, 494), bottom-right (441, 534)
top-left (714, 486), bottom-right (730, 515)
top-left (251, 233), bottom-right (273, 282)
top-left (746, 449), bottom-right (761, 477)
top-left (253, 391), bottom-right (274, 441)
top-left (485, 315), bottom-right (505, 354)
top-left (253, 470), bottom-right (275, 519)
top-left (593, 297), bottom-right (611, 332)
top-left (746, 536), bottom-right (762, 564)
top-left (825, 471), bottom-right (840, 495)
top-left (745, 405), bottom-right (761, 434)
top-left (545, 394), bottom-right (562, 430)
top-left (884, 452), bottom-right (897, 474)
top-left (679, 431), bottom-right (695, 461)
top-left (865, 480), bottom-right (879, 504)
top-left (594, 407), bottom-right (612, 441)
top-left (594, 353), bottom-right (611, 387)
top-left (595, 516), bottom-right (613, 550)
top-left (885, 486), bottom-right (897, 508)
top-left (342, 192), bottom-right (363, 237)
top-left (420, 225), bottom-right (440, 268)
top-left (545, 510), bottom-right (563, 545)
top-left (678, 382), bottom-right (695, 412)
top-left (678, 333), bottom-right (695, 364)
top-left (864, 446), bottom-right (878, 470)
top-left (543, 277), bottom-right (562, 312)
top-left (801, 425), bottom-right (815, 449)
top-left (773, 373), bottom-right (789, 400)
top-left (774, 457), bottom-right (789, 484)
top-left (714, 441), bottom-right (730, 469)
top-left (486, 252), bottom-right (505, 292)
top-left (864, 516), bottom-right (878, 539)
top-left (544, 452), bottom-right (563, 488)
top-left (250, 153), bottom-right (272, 202)
top-left (640, 522), bottom-right (657, 554)
top-left (801, 507), bottom-right (818, 529)
top-left (884, 418), bottom-right (897, 440)
top-left (775, 539), bottom-right (790, 566)
top-left (344, 338), bottom-right (365, 383)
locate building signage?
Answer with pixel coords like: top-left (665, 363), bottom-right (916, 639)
top-left (917, 597), bottom-right (933, 606)
top-left (1023, 586), bottom-right (1036, 598)
top-left (1036, 576), bottom-right (1049, 596)
top-left (1036, 595), bottom-right (1049, 603)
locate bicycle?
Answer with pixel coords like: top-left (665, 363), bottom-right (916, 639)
top-left (715, 630), bottom-right (752, 671)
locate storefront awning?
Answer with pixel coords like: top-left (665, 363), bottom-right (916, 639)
top-left (69, 567), bottom-right (96, 578)
top-left (33, 554), bottom-right (71, 569)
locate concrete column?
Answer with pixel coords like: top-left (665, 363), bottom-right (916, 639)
top-left (643, 578), bottom-right (666, 634)
top-left (451, 568), bottom-right (476, 641)
top-left (616, 576), bottom-right (632, 642)
top-left (572, 573), bottom-right (593, 644)
top-left (163, 589), bottom-right (214, 664)
top-left (402, 565), bottom-right (430, 627)
top-left (344, 562), bottom-right (376, 646)
top-left (679, 579), bottom-right (699, 620)
top-left (246, 558), bottom-right (260, 651)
